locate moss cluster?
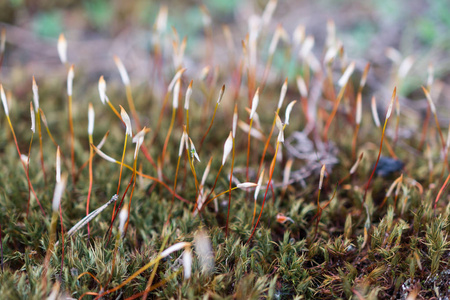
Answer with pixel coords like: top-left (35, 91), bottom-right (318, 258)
top-left (1, 1), bottom-right (450, 299)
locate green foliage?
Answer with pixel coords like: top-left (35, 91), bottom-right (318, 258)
top-left (32, 11), bottom-right (63, 38)
top-left (2, 1), bottom-right (450, 299)
top-left (82, 0), bottom-right (113, 30)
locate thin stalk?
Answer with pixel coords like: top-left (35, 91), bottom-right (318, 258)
top-left (92, 145), bottom-right (189, 204)
top-left (26, 129), bottom-right (34, 217)
top-left (124, 270), bottom-right (182, 300)
top-left (110, 106), bottom-right (134, 236)
top-left (78, 272), bottom-right (102, 291)
top-left (111, 233), bottom-right (121, 276)
top-left (114, 211), bottom-right (132, 247)
top-left (125, 84), bottom-right (141, 130)
top-left (296, 76), bottom-right (310, 123)
top-left (281, 159), bottom-right (293, 200)
top-left (77, 131), bottom-right (109, 174)
top-left (324, 65), bottom-right (336, 101)
top-left (232, 58), bottom-right (244, 102)
top-left (150, 92), bottom-right (170, 147)
top-left (352, 124), bottom-right (360, 161)
top-left (352, 92), bottom-right (362, 160)
top-left (251, 199), bottom-right (257, 228)
top-left (187, 148), bottom-right (200, 195)
top-left (422, 86), bottom-right (450, 178)
top-left (247, 140), bottom-right (280, 244)
top-left (313, 186), bottom-right (338, 241)
top-left (139, 144), bottom-right (157, 170)
top-left (393, 96), bottom-right (400, 147)
top-left (104, 226), bottom-right (124, 290)
top-left (68, 94), bottom-right (76, 185)
top-left (199, 102), bottom-right (219, 151)
top-left (124, 137), bottom-right (143, 236)
top-left (59, 200), bottom-right (65, 281)
top-left (161, 108), bottom-right (176, 166)
top-left (40, 109), bottom-right (60, 147)
top-left (95, 244), bottom-right (189, 299)
top-left (422, 87), bottom-right (446, 153)
top-left (246, 88), bottom-right (260, 197)
top-left (338, 152), bottom-right (364, 185)
top-left (166, 154), bottom-right (182, 224)
top-left (79, 292), bottom-right (100, 300)
top-left (85, 101), bottom-right (95, 242)
top-left (316, 189), bottom-right (322, 214)
top-left (107, 101), bottom-right (122, 120)
top-left (270, 181), bottom-right (276, 204)
top-left (201, 74), bottom-right (220, 130)
top-left (142, 234), bottom-right (170, 300)
top-left (111, 133), bottom-right (128, 228)
top-left (419, 65), bottom-right (434, 150)
top-left (257, 110), bottom-right (279, 176)
top-left (39, 109), bottom-right (69, 165)
top-left (106, 99), bottom-right (157, 169)
top-left (197, 164), bottom-right (224, 214)
top-left (227, 104), bottom-right (238, 233)
top-left (41, 211), bottom-right (58, 297)
top-left (385, 139), bottom-right (398, 159)
top-left (323, 82), bottom-right (347, 142)
top-left (190, 151), bottom-right (204, 214)
top-left (246, 118), bottom-right (254, 185)
top-left (202, 186), bottom-right (242, 209)
top-left (260, 55), bottom-right (275, 91)
top-left (36, 110), bottom-right (46, 183)
top-left (432, 107), bottom-right (445, 152)
top-left (303, 63), bottom-right (310, 88)
top-left (86, 143), bottom-right (93, 240)
top-left (363, 88), bottom-right (396, 203)
top-left (106, 184), bottom-right (133, 245)
top-left (247, 71), bottom-right (256, 110)
top-left (435, 173), bottom-right (450, 211)
top-left (380, 175), bottom-right (403, 209)
top-left (113, 128), bottom-right (146, 239)
top-left (314, 165), bottom-right (326, 239)
top-left (418, 107), bottom-right (430, 150)
top-left (6, 116), bottom-right (45, 216)
top-left (226, 138), bottom-right (235, 237)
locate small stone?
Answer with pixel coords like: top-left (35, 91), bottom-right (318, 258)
top-left (374, 156), bottom-right (404, 177)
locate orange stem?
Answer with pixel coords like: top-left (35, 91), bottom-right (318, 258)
top-left (7, 117), bottom-right (46, 216)
top-left (247, 141), bottom-right (280, 244)
top-left (68, 95), bottom-right (76, 185)
top-left (226, 140), bottom-right (235, 237)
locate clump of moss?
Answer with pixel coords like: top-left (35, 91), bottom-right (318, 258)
top-left (1, 1), bottom-right (450, 299)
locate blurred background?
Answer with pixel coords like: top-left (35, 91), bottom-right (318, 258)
top-left (1, 0), bottom-right (450, 111)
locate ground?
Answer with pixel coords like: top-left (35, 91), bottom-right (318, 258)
top-left (1, 0), bottom-right (450, 299)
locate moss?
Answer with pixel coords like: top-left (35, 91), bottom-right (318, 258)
top-left (1, 1), bottom-right (450, 299)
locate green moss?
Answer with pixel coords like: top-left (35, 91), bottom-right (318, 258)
top-left (2, 1), bottom-right (450, 299)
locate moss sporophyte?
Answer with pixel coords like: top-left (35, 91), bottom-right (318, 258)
top-left (1, 1), bottom-right (450, 298)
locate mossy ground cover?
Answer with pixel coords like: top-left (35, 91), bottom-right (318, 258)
top-left (1, 1), bottom-right (450, 299)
